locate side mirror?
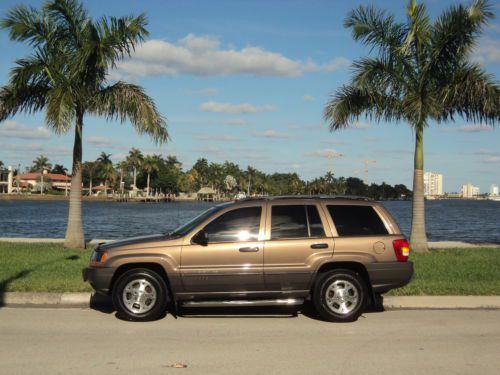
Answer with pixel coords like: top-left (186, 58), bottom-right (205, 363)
top-left (192, 230), bottom-right (209, 246)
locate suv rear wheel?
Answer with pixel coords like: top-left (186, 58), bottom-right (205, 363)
top-left (112, 268), bottom-right (169, 321)
top-left (313, 269), bottom-right (367, 322)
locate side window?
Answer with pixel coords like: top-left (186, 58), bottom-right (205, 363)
top-left (271, 205), bottom-right (325, 239)
top-left (307, 205), bottom-right (326, 237)
top-left (203, 206), bottom-right (261, 243)
top-left (327, 205), bottom-right (388, 236)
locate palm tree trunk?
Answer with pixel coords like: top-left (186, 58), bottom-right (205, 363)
top-left (64, 112), bottom-right (85, 249)
top-left (89, 177), bottom-right (92, 197)
top-left (147, 173), bottom-right (150, 196)
top-left (410, 127), bottom-right (429, 253)
top-left (133, 167), bottom-right (137, 189)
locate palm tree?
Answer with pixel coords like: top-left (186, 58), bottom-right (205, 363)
top-left (126, 148), bottom-right (144, 190)
top-left (142, 155), bottom-right (159, 196)
top-left (324, 0), bottom-right (499, 252)
top-left (99, 162), bottom-right (117, 196)
top-left (83, 161), bottom-right (98, 196)
top-left (116, 160), bottom-right (129, 194)
top-left (97, 152), bottom-right (112, 166)
top-left (0, 0), bottom-right (168, 248)
top-left (31, 155), bottom-right (52, 172)
top-left (0, 161), bottom-right (4, 169)
top-left (51, 164), bottom-right (68, 175)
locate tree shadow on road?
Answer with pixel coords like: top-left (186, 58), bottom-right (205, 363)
top-left (0, 269), bottom-right (32, 308)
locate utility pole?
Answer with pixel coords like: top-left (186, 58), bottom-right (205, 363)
top-left (363, 160), bottom-right (376, 184)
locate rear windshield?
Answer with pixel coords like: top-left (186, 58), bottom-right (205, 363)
top-left (327, 205), bottom-right (388, 236)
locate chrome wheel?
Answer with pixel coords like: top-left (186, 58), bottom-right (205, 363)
top-left (324, 279), bottom-right (359, 315)
top-left (122, 278), bottom-right (157, 314)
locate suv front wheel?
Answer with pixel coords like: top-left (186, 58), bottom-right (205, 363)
top-left (112, 268), bottom-right (169, 321)
top-left (313, 269), bottom-right (367, 322)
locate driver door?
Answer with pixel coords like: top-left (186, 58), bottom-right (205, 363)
top-left (180, 204), bottom-right (266, 295)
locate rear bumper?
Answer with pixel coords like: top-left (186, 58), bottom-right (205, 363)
top-left (82, 267), bottom-right (115, 295)
top-left (366, 261), bottom-right (414, 293)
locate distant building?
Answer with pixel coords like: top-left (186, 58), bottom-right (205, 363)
top-left (490, 184), bottom-right (499, 196)
top-left (17, 171), bottom-right (71, 191)
top-left (461, 183), bottom-right (480, 198)
top-left (0, 166), bottom-right (14, 194)
top-left (424, 172), bottom-right (443, 196)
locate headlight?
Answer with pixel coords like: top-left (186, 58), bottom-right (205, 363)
top-left (90, 250), bottom-right (108, 266)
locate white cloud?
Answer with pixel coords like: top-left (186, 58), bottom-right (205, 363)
top-left (288, 123), bottom-right (325, 130)
top-left (185, 87), bottom-right (220, 95)
top-left (458, 124), bottom-right (493, 132)
top-left (87, 136), bottom-right (116, 148)
top-left (305, 149), bottom-right (343, 158)
top-left (474, 38), bottom-right (500, 64)
top-left (200, 101), bottom-right (276, 114)
top-left (302, 95), bottom-right (315, 102)
top-left (111, 34), bottom-right (350, 78)
top-left (0, 120), bottom-right (51, 140)
top-left (252, 130), bottom-right (291, 139)
top-left (193, 145), bottom-right (224, 157)
top-left (352, 121), bottom-right (370, 129)
top-left (194, 134), bottom-right (240, 141)
top-left (222, 118), bottom-right (248, 126)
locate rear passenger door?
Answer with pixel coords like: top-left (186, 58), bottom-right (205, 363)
top-left (263, 203), bottom-right (334, 292)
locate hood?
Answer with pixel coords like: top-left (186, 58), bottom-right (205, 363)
top-left (97, 233), bottom-right (171, 251)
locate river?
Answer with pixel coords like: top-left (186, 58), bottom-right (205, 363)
top-left (0, 199), bottom-right (498, 243)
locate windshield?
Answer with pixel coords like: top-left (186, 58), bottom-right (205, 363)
top-left (170, 206), bottom-right (224, 237)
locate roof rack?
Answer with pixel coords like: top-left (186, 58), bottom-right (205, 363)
top-left (237, 195), bottom-right (371, 202)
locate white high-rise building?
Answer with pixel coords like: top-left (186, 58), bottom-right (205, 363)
top-left (490, 184), bottom-right (499, 196)
top-left (424, 172), bottom-right (443, 196)
top-left (461, 183), bottom-right (480, 198)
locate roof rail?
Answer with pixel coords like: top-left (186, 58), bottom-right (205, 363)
top-left (237, 195), bottom-right (371, 202)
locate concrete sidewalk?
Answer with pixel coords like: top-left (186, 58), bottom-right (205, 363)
top-left (2, 292), bottom-right (500, 310)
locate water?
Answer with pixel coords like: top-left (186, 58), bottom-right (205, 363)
top-left (0, 199), bottom-right (499, 243)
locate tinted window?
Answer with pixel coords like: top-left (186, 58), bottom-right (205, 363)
top-left (307, 205), bottom-right (326, 237)
top-left (327, 205), bottom-right (388, 236)
top-left (271, 205), bottom-right (325, 239)
top-left (204, 207), bottom-right (261, 243)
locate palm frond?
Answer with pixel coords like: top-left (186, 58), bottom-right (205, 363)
top-left (401, 0), bottom-right (431, 63)
top-left (352, 57), bottom-right (410, 96)
top-left (91, 82), bottom-right (168, 143)
top-left (324, 85), bottom-right (405, 130)
top-left (0, 4), bottom-right (54, 46)
top-left (44, 86), bottom-right (76, 133)
top-left (344, 4), bottom-right (407, 57)
top-left (438, 62), bottom-right (500, 124)
top-left (0, 84), bottom-right (49, 121)
top-left (429, 0), bottom-right (494, 73)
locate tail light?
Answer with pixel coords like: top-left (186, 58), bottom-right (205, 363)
top-left (393, 239), bottom-right (410, 262)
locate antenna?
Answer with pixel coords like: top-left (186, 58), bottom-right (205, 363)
top-left (326, 151), bottom-right (343, 175)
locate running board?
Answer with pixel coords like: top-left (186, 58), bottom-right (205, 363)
top-left (181, 298), bottom-right (304, 308)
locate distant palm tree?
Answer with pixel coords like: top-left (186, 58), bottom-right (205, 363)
top-left (97, 152), bottom-right (112, 166)
top-left (116, 160), bottom-right (129, 194)
top-left (99, 162), bottom-right (117, 196)
top-left (83, 161), bottom-right (98, 196)
top-left (142, 155), bottom-right (159, 196)
top-left (0, 0), bottom-right (168, 248)
top-left (51, 164), bottom-right (68, 175)
top-left (126, 148), bottom-right (144, 190)
top-left (0, 161), bottom-right (4, 169)
top-left (324, 0), bottom-right (499, 252)
top-left (31, 155), bottom-right (52, 173)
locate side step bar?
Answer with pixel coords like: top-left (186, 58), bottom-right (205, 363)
top-left (181, 298), bottom-right (304, 308)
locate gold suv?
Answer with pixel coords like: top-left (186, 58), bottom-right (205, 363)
top-left (83, 196), bottom-right (413, 322)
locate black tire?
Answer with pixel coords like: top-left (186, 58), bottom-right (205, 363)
top-left (112, 268), bottom-right (169, 322)
top-left (313, 269), bottom-right (367, 322)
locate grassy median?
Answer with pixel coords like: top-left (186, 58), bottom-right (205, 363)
top-left (0, 242), bottom-right (499, 295)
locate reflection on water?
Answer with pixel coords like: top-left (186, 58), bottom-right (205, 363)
top-left (0, 199), bottom-right (498, 243)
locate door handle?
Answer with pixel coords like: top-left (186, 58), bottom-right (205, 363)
top-left (310, 243), bottom-right (329, 249)
top-left (239, 247), bottom-right (259, 252)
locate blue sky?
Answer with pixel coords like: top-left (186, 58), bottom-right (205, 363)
top-left (0, 0), bottom-right (499, 193)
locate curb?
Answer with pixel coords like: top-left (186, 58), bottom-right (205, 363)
top-left (2, 293), bottom-right (500, 310)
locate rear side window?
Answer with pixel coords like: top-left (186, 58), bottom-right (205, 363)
top-left (327, 205), bottom-right (388, 236)
top-left (204, 206), bottom-right (262, 243)
top-left (271, 205), bottom-right (325, 239)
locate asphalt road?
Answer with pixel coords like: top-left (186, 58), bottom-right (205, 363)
top-left (0, 307), bottom-right (499, 375)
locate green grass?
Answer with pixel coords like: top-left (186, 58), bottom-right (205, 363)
top-left (0, 242), bottom-right (92, 292)
top-left (389, 248), bottom-right (500, 296)
top-left (0, 242), bottom-right (499, 295)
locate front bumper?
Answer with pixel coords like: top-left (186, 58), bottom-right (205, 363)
top-left (83, 267), bottom-right (116, 295)
top-left (365, 261), bottom-right (414, 293)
